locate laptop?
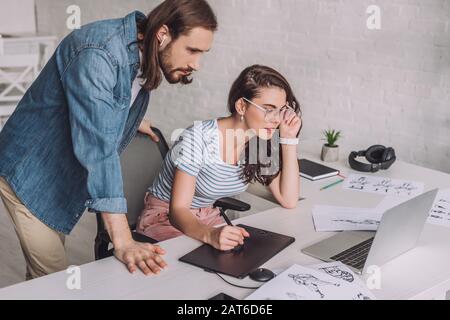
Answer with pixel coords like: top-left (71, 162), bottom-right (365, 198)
top-left (179, 224), bottom-right (295, 279)
top-left (302, 189), bottom-right (438, 274)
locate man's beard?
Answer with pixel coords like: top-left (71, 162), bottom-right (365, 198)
top-left (159, 45), bottom-right (193, 85)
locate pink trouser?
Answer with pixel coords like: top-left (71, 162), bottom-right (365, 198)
top-left (136, 193), bottom-right (225, 242)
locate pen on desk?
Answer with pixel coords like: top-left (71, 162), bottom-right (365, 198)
top-left (320, 179), bottom-right (345, 191)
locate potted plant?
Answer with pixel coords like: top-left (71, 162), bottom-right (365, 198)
top-left (321, 129), bottom-right (341, 162)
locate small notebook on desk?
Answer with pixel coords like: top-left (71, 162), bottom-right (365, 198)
top-left (298, 159), bottom-right (339, 181)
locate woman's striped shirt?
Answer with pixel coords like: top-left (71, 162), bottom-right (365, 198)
top-left (148, 119), bottom-right (248, 208)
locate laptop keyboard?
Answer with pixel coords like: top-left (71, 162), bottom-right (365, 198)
top-left (330, 237), bottom-right (374, 270)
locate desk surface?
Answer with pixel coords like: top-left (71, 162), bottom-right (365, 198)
top-left (0, 152), bottom-right (449, 300)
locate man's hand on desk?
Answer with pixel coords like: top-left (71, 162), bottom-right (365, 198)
top-left (101, 212), bottom-right (167, 275)
top-left (114, 240), bottom-right (167, 275)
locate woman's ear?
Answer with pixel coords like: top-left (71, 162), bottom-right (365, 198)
top-left (235, 98), bottom-right (247, 116)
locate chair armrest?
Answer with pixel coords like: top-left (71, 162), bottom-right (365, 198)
top-left (213, 197), bottom-right (251, 212)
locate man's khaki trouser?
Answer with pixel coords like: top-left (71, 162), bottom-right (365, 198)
top-left (0, 177), bottom-right (68, 280)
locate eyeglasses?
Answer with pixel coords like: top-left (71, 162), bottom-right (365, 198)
top-left (242, 97), bottom-right (296, 122)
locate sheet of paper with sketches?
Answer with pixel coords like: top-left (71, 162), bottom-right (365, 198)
top-left (312, 205), bottom-right (383, 232)
top-left (271, 262), bottom-right (368, 289)
top-left (427, 189), bottom-right (450, 228)
top-left (245, 264), bottom-right (376, 300)
top-left (342, 174), bottom-right (424, 197)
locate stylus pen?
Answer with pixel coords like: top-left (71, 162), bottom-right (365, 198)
top-left (220, 211), bottom-right (250, 247)
top-left (221, 211), bottom-right (234, 226)
top-left (320, 179), bottom-right (344, 191)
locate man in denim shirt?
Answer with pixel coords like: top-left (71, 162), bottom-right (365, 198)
top-left (0, 0), bottom-right (217, 279)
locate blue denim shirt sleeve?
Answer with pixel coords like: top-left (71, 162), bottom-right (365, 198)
top-left (60, 48), bottom-right (127, 214)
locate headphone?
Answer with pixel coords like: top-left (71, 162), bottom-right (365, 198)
top-left (348, 145), bottom-right (396, 173)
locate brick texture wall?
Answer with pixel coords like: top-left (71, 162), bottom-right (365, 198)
top-left (35, 0), bottom-right (450, 173)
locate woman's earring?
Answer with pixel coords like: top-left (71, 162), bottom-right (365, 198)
top-left (240, 115), bottom-right (244, 122)
top-left (160, 36), bottom-right (166, 47)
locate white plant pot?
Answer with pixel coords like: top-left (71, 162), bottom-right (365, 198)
top-left (321, 144), bottom-right (339, 162)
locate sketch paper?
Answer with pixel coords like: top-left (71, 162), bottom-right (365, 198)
top-left (245, 264), bottom-right (376, 300)
top-left (342, 174), bottom-right (424, 197)
top-left (312, 205), bottom-right (383, 232)
top-left (427, 189), bottom-right (450, 228)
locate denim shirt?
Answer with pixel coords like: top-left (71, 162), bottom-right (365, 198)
top-left (0, 11), bottom-right (150, 234)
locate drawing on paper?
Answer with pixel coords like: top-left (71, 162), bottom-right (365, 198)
top-left (393, 182), bottom-right (418, 196)
top-left (373, 179), bottom-right (395, 193)
top-left (348, 176), bottom-right (370, 190)
top-left (332, 219), bottom-right (380, 226)
top-left (288, 273), bottom-right (341, 299)
top-left (429, 197), bottom-right (450, 222)
top-left (354, 292), bottom-right (372, 300)
top-left (286, 292), bottom-right (305, 300)
top-left (246, 264), bottom-right (377, 300)
top-left (318, 266), bottom-right (355, 283)
top-left (343, 174), bottom-right (424, 197)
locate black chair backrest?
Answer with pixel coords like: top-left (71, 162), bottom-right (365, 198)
top-left (120, 129), bottom-right (169, 228)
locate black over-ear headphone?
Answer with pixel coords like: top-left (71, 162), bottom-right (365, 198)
top-left (348, 145), bottom-right (396, 173)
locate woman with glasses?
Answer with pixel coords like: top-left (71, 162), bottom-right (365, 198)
top-left (136, 65), bottom-right (302, 251)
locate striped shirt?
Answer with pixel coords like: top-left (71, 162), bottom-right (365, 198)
top-left (149, 119), bottom-right (249, 208)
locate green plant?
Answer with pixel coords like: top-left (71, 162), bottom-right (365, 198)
top-left (322, 129), bottom-right (342, 147)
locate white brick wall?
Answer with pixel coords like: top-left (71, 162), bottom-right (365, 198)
top-left (36, 0), bottom-right (450, 173)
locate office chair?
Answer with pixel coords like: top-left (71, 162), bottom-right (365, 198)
top-left (94, 128), bottom-right (251, 260)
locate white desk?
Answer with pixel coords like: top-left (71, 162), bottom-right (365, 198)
top-left (0, 152), bottom-right (449, 300)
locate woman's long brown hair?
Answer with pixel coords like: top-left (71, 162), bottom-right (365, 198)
top-left (228, 65), bottom-right (302, 186)
top-left (137, 0), bottom-right (217, 91)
